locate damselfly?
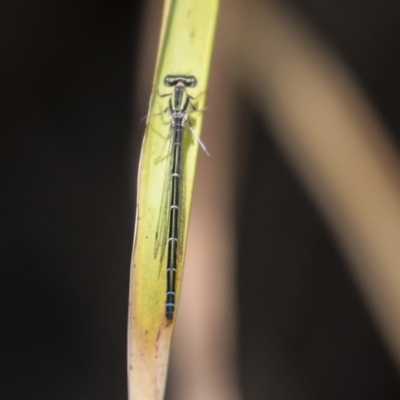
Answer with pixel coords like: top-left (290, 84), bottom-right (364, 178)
top-left (152, 74), bottom-right (206, 320)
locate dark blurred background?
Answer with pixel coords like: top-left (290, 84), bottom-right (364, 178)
top-left (0, 1), bottom-right (140, 398)
top-left (1, 0), bottom-right (400, 399)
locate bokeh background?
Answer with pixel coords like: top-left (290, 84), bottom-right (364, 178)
top-left (1, 0), bottom-right (400, 399)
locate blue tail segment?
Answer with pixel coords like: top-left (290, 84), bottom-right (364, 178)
top-left (166, 291), bottom-right (176, 320)
top-left (166, 303), bottom-right (175, 320)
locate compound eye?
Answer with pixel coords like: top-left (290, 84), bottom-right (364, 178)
top-left (187, 77), bottom-right (197, 87)
top-left (164, 76), bottom-right (178, 87)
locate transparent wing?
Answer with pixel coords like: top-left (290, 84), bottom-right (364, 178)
top-left (153, 127), bottom-right (174, 265)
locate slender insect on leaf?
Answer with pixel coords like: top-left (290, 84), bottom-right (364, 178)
top-left (128, 0), bottom-right (220, 399)
top-left (153, 74), bottom-right (207, 320)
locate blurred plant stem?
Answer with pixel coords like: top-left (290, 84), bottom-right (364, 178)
top-left (236, 0), bottom-right (400, 371)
